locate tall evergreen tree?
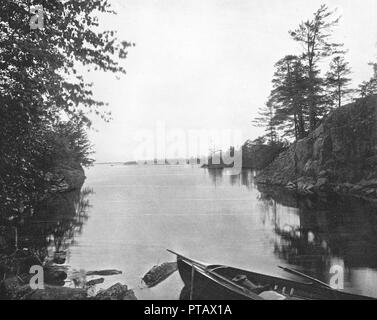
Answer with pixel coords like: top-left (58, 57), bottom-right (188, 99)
top-left (289, 5), bottom-right (343, 132)
top-left (271, 55), bottom-right (308, 140)
top-left (325, 55), bottom-right (352, 108)
top-left (253, 98), bottom-right (278, 145)
top-left (358, 62), bottom-right (377, 98)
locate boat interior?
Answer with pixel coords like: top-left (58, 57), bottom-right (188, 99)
top-left (206, 265), bottom-right (309, 300)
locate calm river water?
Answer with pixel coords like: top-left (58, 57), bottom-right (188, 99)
top-left (64, 164), bottom-right (377, 299)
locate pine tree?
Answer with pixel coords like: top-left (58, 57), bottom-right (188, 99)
top-left (270, 55), bottom-right (308, 140)
top-left (326, 55), bottom-right (352, 108)
top-left (289, 5), bottom-right (343, 132)
top-left (358, 62), bottom-right (377, 98)
top-left (253, 98), bottom-right (278, 145)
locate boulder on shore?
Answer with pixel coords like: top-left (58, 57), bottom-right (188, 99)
top-left (94, 283), bottom-right (137, 300)
top-left (142, 262), bottom-right (178, 288)
top-left (46, 163), bottom-right (86, 193)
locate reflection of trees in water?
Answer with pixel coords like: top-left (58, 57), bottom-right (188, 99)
top-left (257, 190), bottom-right (277, 227)
top-left (48, 187), bottom-right (93, 254)
top-left (207, 168), bottom-right (255, 189)
top-left (0, 187), bottom-right (93, 264)
top-left (257, 185), bottom-right (377, 282)
top-left (240, 170), bottom-right (255, 189)
top-left (273, 226), bottom-right (331, 279)
top-left (229, 173), bottom-right (240, 186)
top-left (207, 169), bottom-right (223, 187)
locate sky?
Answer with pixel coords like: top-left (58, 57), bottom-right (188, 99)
top-left (85, 0), bottom-right (377, 162)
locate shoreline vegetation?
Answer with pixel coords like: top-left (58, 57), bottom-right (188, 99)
top-left (0, 0), bottom-right (134, 300)
top-left (0, 0), bottom-right (133, 229)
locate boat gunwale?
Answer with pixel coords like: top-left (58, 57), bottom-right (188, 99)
top-left (169, 250), bottom-right (377, 300)
top-left (187, 261), bottom-right (265, 300)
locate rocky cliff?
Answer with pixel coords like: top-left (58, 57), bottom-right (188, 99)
top-left (256, 96), bottom-right (377, 200)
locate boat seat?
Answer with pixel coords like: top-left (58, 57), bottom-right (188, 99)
top-left (273, 285), bottom-right (295, 296)
top-left (259, 285), bottom-right (299, 300)
top-left (259, 291), bottom-right (286, 300)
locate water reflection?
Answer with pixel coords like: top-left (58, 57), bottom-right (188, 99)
top-left (0, 187), bottom-right (93, 279)
top-left (241, 170), bottom-right (255, 189)
top-left (207, 169), bottom-right (223, 187)
top-left (29, 165), bottom-right (375, 299)
top-left (206, 168), bottom-right (377, 296)
top-left (207, 168), bottom-right (256, 189)
top-left (257, 184), bottom-right (377, 296)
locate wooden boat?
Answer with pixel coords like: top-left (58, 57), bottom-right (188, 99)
top-left (168, 250), bottom-right (376, 300)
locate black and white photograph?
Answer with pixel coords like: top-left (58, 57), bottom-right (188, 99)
top-left (1, 0), bottom-right (377, 306)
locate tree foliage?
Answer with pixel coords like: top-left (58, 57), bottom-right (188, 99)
top-left (271, 55), bottom-right (308, 140)
top-left (325, 55), bottom-right (352, 108)
top-left (252, 98), bottom-right (278, 145)
top-left (357, 62), bottom-right (377, 98)
top-left (252, 5), bottom-right (377, 144)
top-left (289, 4), bottom-right (343, 131)
top-left (0, 0), bottom-right (132, 217)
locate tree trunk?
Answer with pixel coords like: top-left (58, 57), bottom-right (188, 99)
top-left (298, 105), bottom-right (306, 139)
top-left (293, 113), bottom-right (298, 140)
top-left (308, 55), bottom-right (317, 132)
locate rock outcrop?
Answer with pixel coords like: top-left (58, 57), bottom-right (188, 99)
top-left (256, 96), bottom-right (377, 199)
top-left (46, 164), bottom-right (86, 193)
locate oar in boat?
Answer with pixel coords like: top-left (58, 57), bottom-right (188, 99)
top-left (278, 266), bottom-right (332, 289)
